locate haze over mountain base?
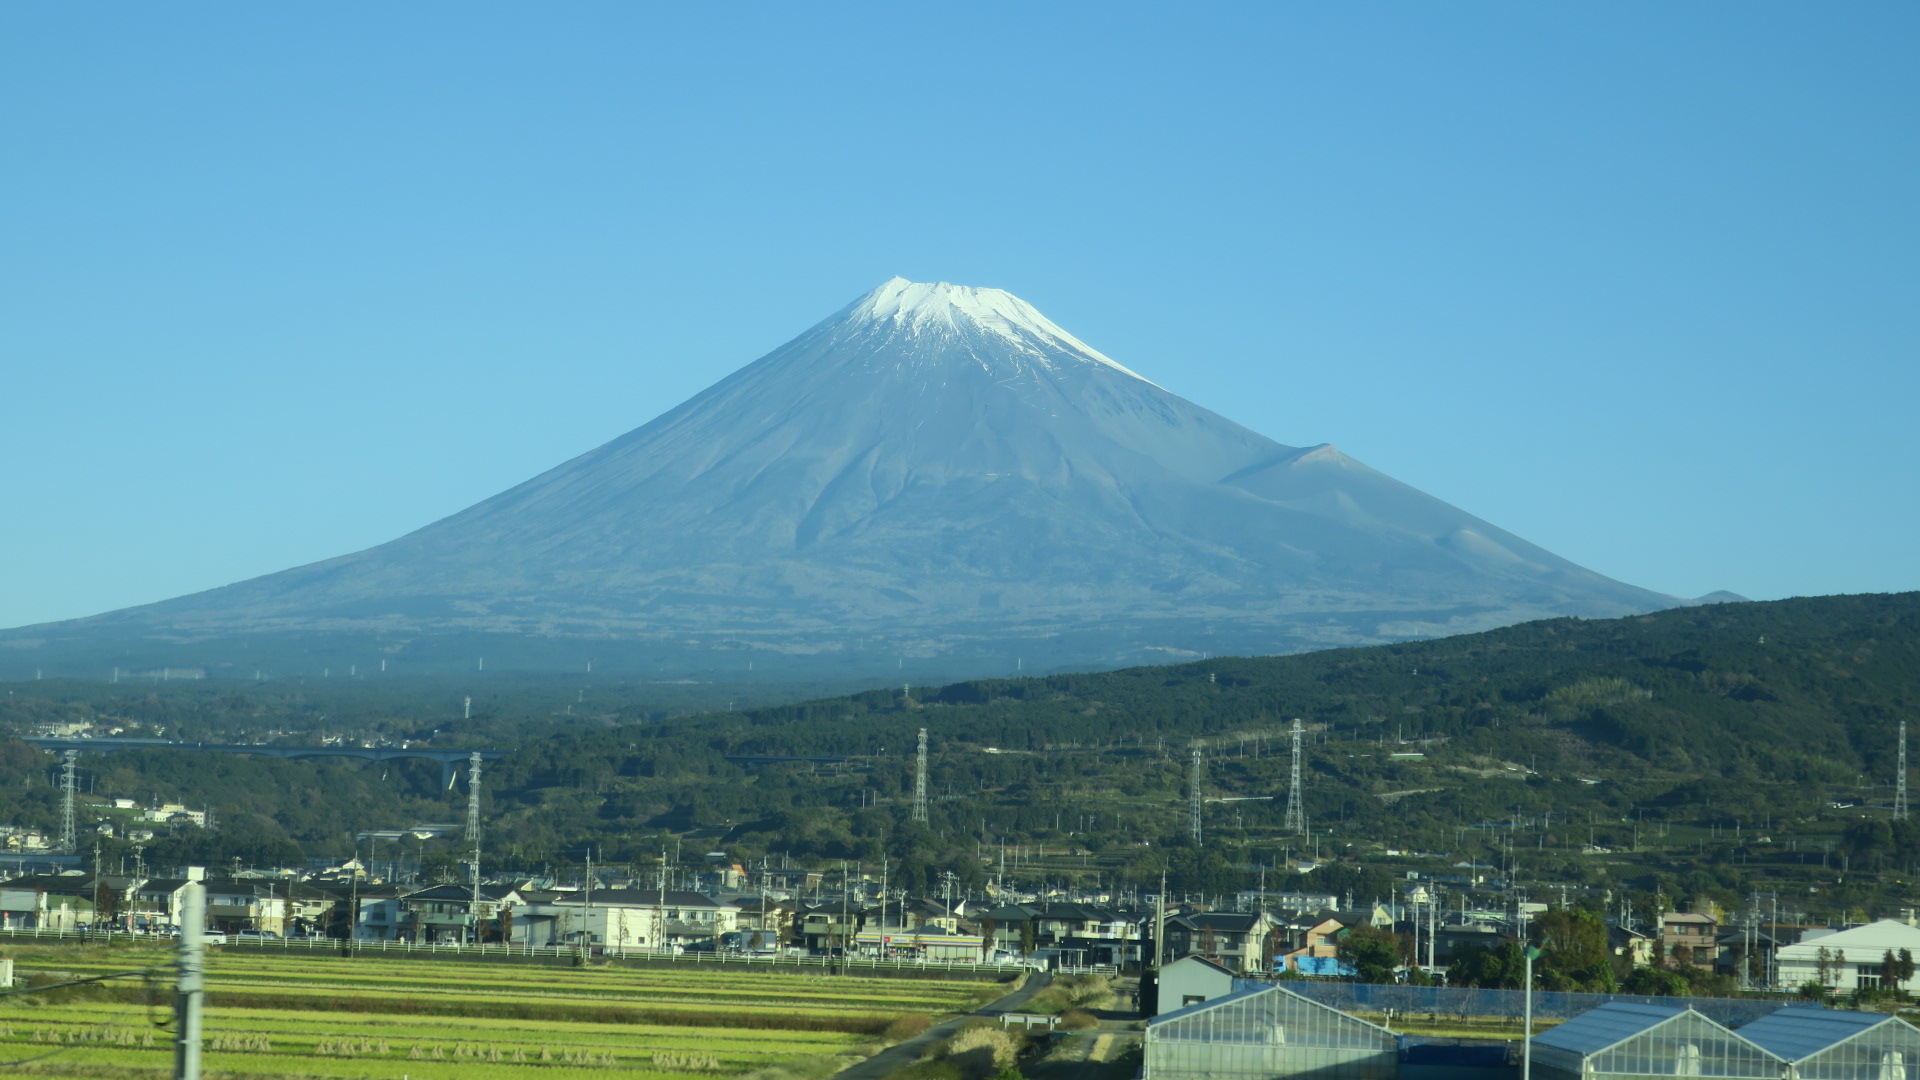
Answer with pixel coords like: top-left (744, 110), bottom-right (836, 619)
top-left (0, 278), bottom-right (1713, 681)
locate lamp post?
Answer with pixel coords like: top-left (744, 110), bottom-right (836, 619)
top-left (1523, 940), bottom-right (1546, 1080)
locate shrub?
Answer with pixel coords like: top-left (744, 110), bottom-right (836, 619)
top-left (885, 1014), bottom-right (935, 1042)
top-left (945, 1025), bottom-right (1020, 1076)
top-left (1060, 1008), bottom-right (1098, 1030)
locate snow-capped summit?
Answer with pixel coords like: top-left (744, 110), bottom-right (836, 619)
top-left (831, 277), bottom-right (1155, 384)
top-left (2, 278), bottom-right (1684, 677)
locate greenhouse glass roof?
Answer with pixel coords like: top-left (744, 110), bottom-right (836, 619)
top-left (1533, 1003), bottom-right (1694, 1056)
top-left (1738, 1008), bottom-right (1892, 1062)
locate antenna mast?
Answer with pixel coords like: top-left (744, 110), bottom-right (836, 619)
top-left (1285, 718), bottom-right (1306, 834)
top-left (1189, 749), bottom-right (1204, 843)
top-left (60, 750), bottom-right (78, 852)
top-left (912, 728), bottom-right (929, 824)
top-left (1898, 721), bottom-right (1910, 822)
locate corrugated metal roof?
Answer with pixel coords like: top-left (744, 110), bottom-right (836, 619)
top-left (1737, 1006), bottom-right (1901, 1061)
top-left (1531, 1002), bottom-right (1692, 1056)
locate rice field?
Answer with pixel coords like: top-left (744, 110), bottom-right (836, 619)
top-left (0, 947), bottom-right (1008, 1079)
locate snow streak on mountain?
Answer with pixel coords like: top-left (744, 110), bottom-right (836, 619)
top-left (6, 278), bottom-right (1686, 676)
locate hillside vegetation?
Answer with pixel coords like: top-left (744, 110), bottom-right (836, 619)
top-left (4, 593), bottom-right (1918, 919)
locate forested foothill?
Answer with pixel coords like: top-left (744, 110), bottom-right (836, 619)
top-left (2, 592), bottom-right (1917, 926)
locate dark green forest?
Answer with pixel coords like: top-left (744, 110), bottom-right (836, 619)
top-left (3, 592), bottom-right (1917, 921)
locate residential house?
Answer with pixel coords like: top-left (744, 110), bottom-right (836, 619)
top-left (202, 879), bottom-right (292, 935)
top-left (391, 883), bottom-right (524, 943)
top-left (1661, 911), bottom-right (1720, 968)
top-left (0, 874), bottom-right (95, 929)
top-left (1164, 910), bottom-right (1278, 973)
top-left (1606, 923), bottom-right (1655, 966)
top-left (1274, 914), bottom-right (1345, 973)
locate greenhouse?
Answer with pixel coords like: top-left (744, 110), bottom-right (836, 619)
top-left (1144, 983), bottom-right (1401, 1080)
top-left (1531, 1002), bottom-right (1786, 1080)
top-left (1737, 1006), bottom-right (1920, 1080)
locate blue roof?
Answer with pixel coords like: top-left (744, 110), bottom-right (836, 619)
top-left (1738, 1007), bottom-right (1908, 1061)
top-left (1532, 1002), bottom-right (1695, 1056)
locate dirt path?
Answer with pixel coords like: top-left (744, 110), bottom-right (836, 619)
top-left (830, 972), bottom-right (1054, 1080)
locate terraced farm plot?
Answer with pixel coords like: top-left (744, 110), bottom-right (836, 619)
top-left (2, 948), bottom-right (1008, 1079)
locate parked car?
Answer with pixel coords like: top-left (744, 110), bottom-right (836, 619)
top-left (201, 931), bottom-right (229, 945)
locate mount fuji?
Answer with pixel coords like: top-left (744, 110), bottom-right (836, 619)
top-left (4, 278), bottom-right (1699, 678)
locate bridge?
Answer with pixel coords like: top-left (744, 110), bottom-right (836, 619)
top-left (21, 737), bottom-right (508, 788)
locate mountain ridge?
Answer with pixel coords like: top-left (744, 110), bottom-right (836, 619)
top-left (2, 278), bottom-right (1697, 677)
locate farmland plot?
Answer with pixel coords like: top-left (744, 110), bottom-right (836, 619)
top-left (3, 949), bottom-right (1006, 1079)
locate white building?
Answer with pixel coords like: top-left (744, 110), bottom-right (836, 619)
top-left (1777, 920), bottom-right (1920, 994)
top-left (1156, 955), bottom-right (1241, 1015)
top-left (533, 889), bottom-right (737, 951)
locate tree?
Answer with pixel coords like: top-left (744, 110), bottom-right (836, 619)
top-left (1623, 965), bottom-right (1691, 996)
top-left (1020, 919), bottom-right (1037, 956)
top-left (981, 917), bottom-right (997, 960)
top-left (1448, 941), bottom-right (1525, 989)
top-left (1531, 909), bottom-right (1615, 991)
top-left (1338, 924), bottom-right (1404, 984)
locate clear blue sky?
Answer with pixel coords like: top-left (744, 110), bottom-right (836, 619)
top-left (2, 3), bottom-right (1915, 630)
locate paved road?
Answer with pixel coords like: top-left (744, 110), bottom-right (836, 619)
top-left (832, 971), bottom-right (1054, 1080)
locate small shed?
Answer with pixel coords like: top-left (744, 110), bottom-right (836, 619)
top-left (1145, 983), bottom-right (1400, 1080)
top-left (1530, 1002), bottom-right (1784, 1080)
top-left (1738, 1006), bottom-right (1920, 1080)
top-left (1157, 955), bottom-right (1241, 1015)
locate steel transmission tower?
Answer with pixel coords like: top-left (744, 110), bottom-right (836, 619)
top-left (1284, 718), bottom-right (1306, 834)
top-left (466, 751), bottom-right (483, 943)
top-left (59, 750), bottom-right (78, 852)
top-left (1898, 721), bottom-right (1910, 821)
top-left (912, 728), bottom-right (929, 824)
top-left (1189, 749), bottom-right (1204, 843)
top-left (465, 752), bottom-right (483, 843)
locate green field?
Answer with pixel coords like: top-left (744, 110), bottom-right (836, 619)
top-left (1, 947), bottom-right (1006, 1078)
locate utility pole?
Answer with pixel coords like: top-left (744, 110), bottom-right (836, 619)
top-left (913, 728), bottom-right (929, 824)
top-left (174, 882), bottom-right (206, 1080)
top-left (1189, 750), bottom-right (1204, 844)
top-left (1154, 869), bottom-right (1168, 968)
top-left (1285, 719), bottom-right (1306, 834)
top-left (60, 750), bottom-right (78, 852)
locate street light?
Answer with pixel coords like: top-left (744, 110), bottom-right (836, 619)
top-left (1523, 939), bottom-right (1548, 1080)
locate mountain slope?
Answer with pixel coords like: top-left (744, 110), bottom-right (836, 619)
top-left (4, 278), bottom-right (1687, 675)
